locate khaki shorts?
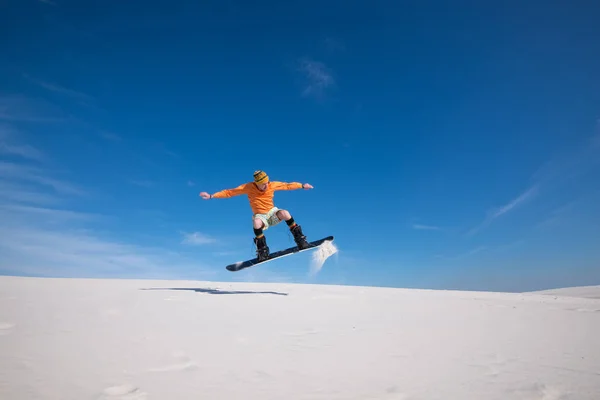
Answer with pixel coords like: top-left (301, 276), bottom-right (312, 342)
top-left (253, 207), bottom-right (281, 230)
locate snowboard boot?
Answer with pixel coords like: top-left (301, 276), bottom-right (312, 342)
top-left (254, 235), bottom-right (270, 262)
top-left (291, 224), bottom-right (310, 250)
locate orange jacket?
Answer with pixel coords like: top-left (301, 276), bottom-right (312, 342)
top-left (212, 181), bottom-right (303, 214)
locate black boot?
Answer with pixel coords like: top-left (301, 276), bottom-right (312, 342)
top-left (291, 224), bottom-right (310, 250)
top-left (254, 235), bottom-right (270, 262)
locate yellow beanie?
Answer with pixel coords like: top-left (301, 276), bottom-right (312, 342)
top-left (253, 170), bottom-right (269, 184)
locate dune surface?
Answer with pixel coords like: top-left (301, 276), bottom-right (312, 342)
top-left (1, 275), bottom-right (599, 399)
top-left (527, 285), bottom-right (600, 299)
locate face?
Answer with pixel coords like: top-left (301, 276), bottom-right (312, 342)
top-left (256, 182), bottom-right (268, 191)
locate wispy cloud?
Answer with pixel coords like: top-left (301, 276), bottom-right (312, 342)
top-left (23, 74), bottom-right (92, 102)
top-left (535, 189), bottom-right (600, 230)
top-left (0, 226), bottom-right (213, 280)
top-left (535, 199), bottom-right (580, 229)
top-left (0, 123), bottom-right (45, 161)
top-left (488, 185), bottom-right (539, 220)
top-left (0, 122), bottom-right (215, 280)
top-left (0, 94), bottom-right (67, 123)
top-left (0, 204), bottom-right (98, 223)
top-left (412, 224), bottom-right (442, 231)
top-left (0, 161), bottom-right (87, 196)
top-left (0, 181), bottom-right (61, 206)
top-left (297, 58), bottom-right (335, 99)
top-left (181, 232), bottom-right (217, 245)
top-left (467, 246), bottom-right (488, 256)
top-left (467, 185), bottom-right (538, 236)
top-left (151, 142), bottom-right (179, 158)
top-left (0, 141), bottom-right (45, 161)
top-left (532, 129), bottom-right (600, 187)
top-left (467, 127), bottom-right (600, 237)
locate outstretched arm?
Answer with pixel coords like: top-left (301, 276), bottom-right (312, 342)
top-left (270, 181), bottom-right (313, 191)
top-left (199, 183), bottom-right (249, 200)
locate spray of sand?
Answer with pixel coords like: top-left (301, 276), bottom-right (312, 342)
top-left (310, 239), bottom-right (338, 276)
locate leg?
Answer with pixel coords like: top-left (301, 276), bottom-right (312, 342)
top-left (276, 209), bottom-right (310, 249)
top-left (275, 209), bottom-right (292, 224)
top-left (253, 217), bottom-right (270, 261)
top-left (253, 217), bottom-right (265, 232)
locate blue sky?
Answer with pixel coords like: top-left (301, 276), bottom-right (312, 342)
top-left (1, 1), bottom-right (599, 292)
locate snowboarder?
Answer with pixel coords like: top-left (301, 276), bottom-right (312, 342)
top-left (199, 170), bottom-right (314, 262)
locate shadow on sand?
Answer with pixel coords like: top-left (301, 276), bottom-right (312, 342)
top-left (140, 287), bottom-right (288, 296)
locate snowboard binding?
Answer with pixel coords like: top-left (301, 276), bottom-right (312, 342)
top-left (253, 235), bottom-right (270, 262)
top-left (291, 224), bottom-right (310, 250)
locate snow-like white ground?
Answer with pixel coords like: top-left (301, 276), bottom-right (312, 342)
top-left (527, 285), bottom-right (600, 299)
top-left (1, 276), bottom-right (599, 400)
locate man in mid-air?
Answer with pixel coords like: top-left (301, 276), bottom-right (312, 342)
top-left (199, 170), bottom-right (313, 262)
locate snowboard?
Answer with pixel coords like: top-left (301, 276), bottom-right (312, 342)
top-left (226, 235), bottom-right (334, 272)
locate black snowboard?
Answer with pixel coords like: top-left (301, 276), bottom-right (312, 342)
top-left (226, 236), bottom-right (334, 272)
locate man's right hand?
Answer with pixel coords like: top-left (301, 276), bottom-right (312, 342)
top-left (199, 192), bottom-right (211, 200)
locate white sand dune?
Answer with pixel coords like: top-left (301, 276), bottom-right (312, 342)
top-left (1, 276), bottom-right (599, 399)
top-left (527, 285), bottom-right (600, 300)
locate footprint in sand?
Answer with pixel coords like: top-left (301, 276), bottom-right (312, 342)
top-left (466, 353), bottom-right (518, 378)
top-left (148, 352), bottom-right (198, 373)
top-left (98, 384), bottom-right (147, 399)
top-left (509, 382), bottom-right (566, 400)
top-left (0, 322), bottom-right (15, 336)
top-left (283, 328), bottom-right (320, 337)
